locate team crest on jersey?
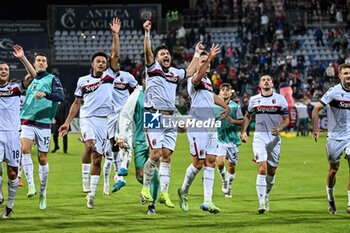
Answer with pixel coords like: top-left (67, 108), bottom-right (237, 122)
top-left (258, 100), bottom-right (260, 103)
top-left (341, 93), bottom-right (344, 97)
top-left (120, 77), bottom-right (124, 82)
top-left (152, 139), bottom-right (157, 146)
top-left (33, 85), bottom-right (37, 90)
top-left (200, 150), bottom-right (204, 156)
top-left (272, 99), bottom-right (276, 104)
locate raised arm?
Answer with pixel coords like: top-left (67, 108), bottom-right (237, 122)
top-left (192, 43), bottom-right (220, 84)
top-left (311, 102), bottom-right (324, 142)
top-left (143, 20), bottom-right (154, 66)
top-left (12, 44), bottom-right (36, 88)
top-left (109, 17), bottom-right (121, 71)
top-left (186, 42), bottom-right (205, 77)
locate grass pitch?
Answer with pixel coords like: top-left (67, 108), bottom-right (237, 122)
top-left (0, 132), bottom-right (349, 232)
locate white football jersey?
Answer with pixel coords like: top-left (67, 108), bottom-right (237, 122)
top-left (75, 68), bottom-right (116, 118)
top-left (321, 84), bottom-right (350, 140)
top-left (187, 76), bottom-right (215, 120)
top-left (144, 61), bottom-right (185, 111)
top-left (0, 81), bottom-right (24, 131)
top-left (111, 70), bottom-right (138, 115)
top-left (248, 92), bottom-right (288, 141)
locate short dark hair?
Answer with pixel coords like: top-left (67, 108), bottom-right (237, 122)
top-left (154, 44), bottom-right (169, 57)
top-left (220, 83), bottom-right (232, 90)
top-left (339, 63), bottom-right (350, 73)
top-left (91, 51), bottom-right (109, 63)
top-left (0, 61), bottom-right (7, 65)
top-left (34, 52), bottom-right (47, 60)
top-left (260, 75), bottom-right (273, 81)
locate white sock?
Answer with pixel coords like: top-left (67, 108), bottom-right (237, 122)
top-left (326, 186), bottom-right (334, 201)
top-left (143, 158), bottom-right (157, 188)
top-left (90, 175), bottom-right (100, 197)
top-left (82, 163), bottom-right (91, 184)
top-left (103, 158), bottom-right (112, 185)
top-left (159, 162), bottom-right (171, 193)
top-left (266, 174), bottom-right (275, 196)
top-left (203, 166), bottom-right (215, 203)
top-left (126, 149), bottom-right (132, 167)
top-left (218, 166), bottom-right (227, 182)
top-left (39, 164), bottom-right (49, 196)
top-left (113, 151), bottom-right (122, 173)
top-left (7, 177), bottom-right (18, 209)
top-left (256, 174), bottom-right (267, 205)
top-left (181, 164), bottom-right (199, 194)
top-left (227, 172), bottom-right (236, 190)
top-left (22, 154), bottom-right (34, 187)
top-left (120, 149), bottom-right (129, 169)
top-left (348, 191), bottom-right (350, 206)
top-left (18, 157), bottom-right (23, 178)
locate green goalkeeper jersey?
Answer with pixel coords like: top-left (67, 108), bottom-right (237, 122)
top-left (133, 91), bottom-right (146, 145)
top-left (214, 100), bottom-right (243, 145)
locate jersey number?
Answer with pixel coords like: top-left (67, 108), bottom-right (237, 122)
top-left (12, 150), bottom-right (20, 159)
top-left (44, 136), bottom-right (50, 146)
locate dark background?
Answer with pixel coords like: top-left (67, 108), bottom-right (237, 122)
top-left (1, 0), bottom-right (188, 20)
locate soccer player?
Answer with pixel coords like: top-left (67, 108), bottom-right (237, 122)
top-left (215, 83), bottom-right (243, 198)
top-left (0, 44), bottom-right (36, 218)
top-left (59, 17), bottom-right (120, 209)
top-left (116, 75), bottom-right (160, 214)
top-left (20, 47), bottom-right (64, 210)
top-left (103, 67), bottom-right (138, 195)
top-left (240, 75), bottom-right (289, 214)
top-left (312, 63), bottom-right (350, 215)
top-left (140, 20), bottom-right (202, 208)
top-left (178, 45), bottom-right (229, 214)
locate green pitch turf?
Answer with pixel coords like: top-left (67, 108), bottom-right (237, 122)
top-left (0, 132), bottom-right (349, 232)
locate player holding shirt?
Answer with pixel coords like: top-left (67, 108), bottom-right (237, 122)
top-left (240, 75), bottom-right (289, 214)
top-left (312, 63), bottom-right (350, 215)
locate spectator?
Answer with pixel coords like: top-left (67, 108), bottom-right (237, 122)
top-left (314, 28), bottom-right (324, 47)
top-left (295, 98), bottom-right (308, 136)
top-left (325, 63), bottom-right (335, 79)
